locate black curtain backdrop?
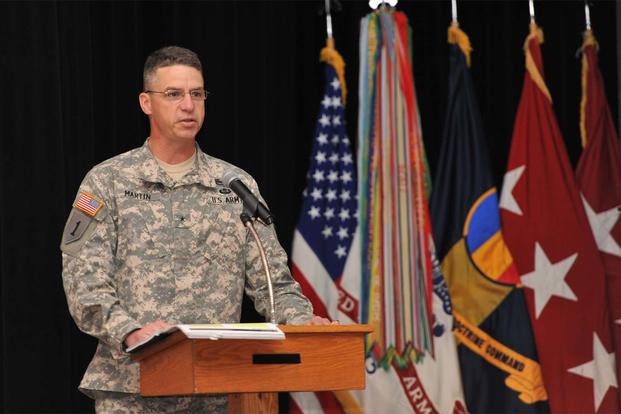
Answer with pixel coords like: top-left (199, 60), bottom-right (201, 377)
top-left (0, 1), bottom-right (617, 412)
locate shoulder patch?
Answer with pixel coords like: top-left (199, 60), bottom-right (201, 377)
top-left (74, 191), bottom-right (104, 217)
top-left (61, 203), bottom-right (106, 256)
top-left (62, 209), bottom-right (93, 245)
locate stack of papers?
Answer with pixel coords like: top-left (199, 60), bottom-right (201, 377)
top-left (127, 323), bottom-right (284, 353)
top-left (178, 323), bottom-right (285, 340)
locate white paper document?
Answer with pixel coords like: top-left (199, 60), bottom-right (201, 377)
top-left (177, 323), bottom-right (285, 340)
top-left (126, 323), bottom-right (284, 353)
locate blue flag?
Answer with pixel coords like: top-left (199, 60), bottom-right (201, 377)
top-left (429, 25), bottom-right (549, 413)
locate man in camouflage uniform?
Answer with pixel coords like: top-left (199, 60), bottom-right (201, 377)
top-left (61, 46), bottom-right (330, 413)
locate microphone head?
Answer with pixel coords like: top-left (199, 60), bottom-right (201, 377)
top-left (221, 170), bottom-right (240, 187)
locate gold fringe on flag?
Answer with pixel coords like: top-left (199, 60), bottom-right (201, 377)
top-left (524, 22), bottom-right (552, 102)
top-left (448, 21), bottom-right (472, 67)
top-left (320, 38), bottom-right (347, 104)
top-left (579, 29), bottom-right (599, 148)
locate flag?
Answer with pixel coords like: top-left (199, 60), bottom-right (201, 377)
top-left (576, 29), bottom-right (621, 402)
top-left (430, 23), bottom-right (548, 413)
top-left (499, 23), bottom-right (619, 413)
top-left (351, 10), bottom-right (465, 413)
top-left (289, 43), bottom-right (361, 413)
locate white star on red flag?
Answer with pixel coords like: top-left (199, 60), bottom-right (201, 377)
top-left (500, 165), bottom-right (525, 216)
top-left (581, 195), bottom-right (621, 257)
top-left (568, 332), bottom-right (618, 412)
top-left (520, 242), bottom-right (578, 318)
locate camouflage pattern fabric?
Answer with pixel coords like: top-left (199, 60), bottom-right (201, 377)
top-left (61, 142), bottom-right (313, 397)
top-left (94, 392), bottom-right (227, 413)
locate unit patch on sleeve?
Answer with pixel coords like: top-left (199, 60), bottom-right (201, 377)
top-left (60, 192), bottom-right (107, 256)
top-left (62, 209), bottom-right (93, 245)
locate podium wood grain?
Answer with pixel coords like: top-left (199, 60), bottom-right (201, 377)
top-left (133, 325), bottom-right (371, 396)
top-left (227, 393), bottom-right (278, 414)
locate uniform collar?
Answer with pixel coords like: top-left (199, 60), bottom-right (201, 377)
top-left (128, 140), bottom-right (222, 189)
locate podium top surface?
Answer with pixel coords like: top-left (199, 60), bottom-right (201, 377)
top-left (132, 324), bottom-right (372, 362)
top-left (280, 324), bottom-right (372, 334)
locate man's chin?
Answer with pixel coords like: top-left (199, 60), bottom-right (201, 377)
top-left (173, 129), bottom-right (200, 141)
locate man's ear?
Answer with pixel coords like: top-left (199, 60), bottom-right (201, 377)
top-left (139, 92), bottom-right (152, 115)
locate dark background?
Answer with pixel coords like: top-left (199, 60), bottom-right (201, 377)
top-left (0, 1), bottom-right (617, 412)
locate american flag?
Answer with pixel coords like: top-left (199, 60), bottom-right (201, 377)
top-left (75, 192), bottom-right (103, 217)
top-left (290, 57), bottom-right (358, 413)
top-left (292, 62), bottom-right (356, 296)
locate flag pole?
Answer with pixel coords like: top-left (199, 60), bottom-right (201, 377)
top-left (617, 0), bottom-right (621, 147)
top-left (324, 0), bottom-right (334, 49)
top-left (448, 0), bottom-right (472, 66)
top-left (584, 1), bottom-right (592, 30)
top-left (529, 0), bottom-right (536, 23)
top-left (617, 1), bottom-right (621, 148)
top-left (451, 0), bottom-right (458, 24)
top-left (320, 0), bottom-right (346, 102)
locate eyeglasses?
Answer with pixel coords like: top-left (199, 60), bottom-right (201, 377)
top-left (145, 89), bottom-right (209, 102)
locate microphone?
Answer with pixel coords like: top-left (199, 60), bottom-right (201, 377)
top-left (221, 171), bottom-right (275, 225)
top-left (222, 170), bottom-right (277, 323)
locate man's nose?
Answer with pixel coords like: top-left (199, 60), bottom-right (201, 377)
top-left (179, 93), bottom-right (195, 111)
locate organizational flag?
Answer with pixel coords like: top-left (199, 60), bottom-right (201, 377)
top-left (499, 23), bottom-right (619, 413)
top-left (429, 23), bottom-right (548, 413)
top-left (575, 29), bottom-right (621, 401)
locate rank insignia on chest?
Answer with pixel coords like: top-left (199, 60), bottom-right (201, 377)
top-left (75, 192), bottom-right (104, 217)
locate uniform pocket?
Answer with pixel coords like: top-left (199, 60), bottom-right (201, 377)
top-left (116, 195), bottom-right (171, 262)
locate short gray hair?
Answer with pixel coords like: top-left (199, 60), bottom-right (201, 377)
top-left (143, 46), bottom-right (202, 89)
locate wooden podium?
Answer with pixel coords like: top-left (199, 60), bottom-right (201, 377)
top-left (132, 324), bottom-right (372, 413)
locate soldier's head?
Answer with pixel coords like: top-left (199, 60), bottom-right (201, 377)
top-left (139, 46), bottom-right (206, 144)
top-left (142, 46), bottom-right (203, 90)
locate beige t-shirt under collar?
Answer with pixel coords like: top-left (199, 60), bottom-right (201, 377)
top-left (153, 151), bottom-right (197, 182)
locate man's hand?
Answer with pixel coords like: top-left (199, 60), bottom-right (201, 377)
top-left (124, 320), bottom-right (173, 349)
top-left (305, 315), bottom-right (340, 326)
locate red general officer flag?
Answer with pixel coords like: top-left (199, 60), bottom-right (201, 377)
top-left (499, 23), bottom-right (619, 413)
top-left (576, 29), bottom-right (621, 401)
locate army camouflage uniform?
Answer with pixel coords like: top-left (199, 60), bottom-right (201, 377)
top-left (94, 392), bottom-right (227, 413)
top-left (61, 142), bottom-right (313, 410)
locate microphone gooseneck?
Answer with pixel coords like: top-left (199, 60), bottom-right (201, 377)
top-left (221, 171), bottom-right (277, 324)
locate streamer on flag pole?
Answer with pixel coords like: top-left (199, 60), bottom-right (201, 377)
top-left (359, 5), bottom-right (434, 366)
top-left (353, 7), bottom-right (466, 413)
